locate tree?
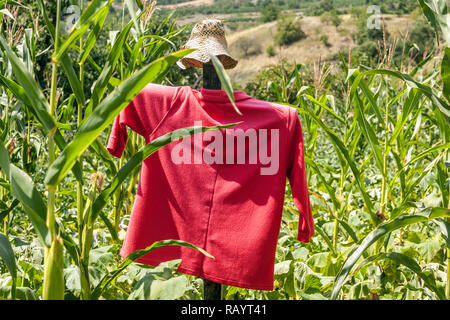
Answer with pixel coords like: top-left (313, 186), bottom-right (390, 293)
top-left (319, 0), bottom-right (334, 13)
top-left (260, 4), bottom-right (281, 23)
top-left (330, 11), bottom-right (342, 28)
top-left (232, 36), bottom-right (262, 58)
top-left (321, 10), bottom-right (342, 29)
top-left (274, 16), bottom-right (306, 46)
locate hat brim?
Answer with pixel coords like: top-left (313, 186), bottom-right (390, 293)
top-left (177, 37), bottom-right (238, 70)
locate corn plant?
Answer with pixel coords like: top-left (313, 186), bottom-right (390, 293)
top-left (0, 0), bottom-right (449, 301)
top-left (0, 0), bottom-right (239, 300)
top-left (232, 1), bottom-right (449, 301)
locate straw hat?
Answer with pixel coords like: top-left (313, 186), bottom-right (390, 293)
top-left (176, 18), bottom-right (238, 70)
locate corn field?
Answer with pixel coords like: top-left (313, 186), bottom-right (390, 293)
top-left (0, 0), bottom-right (449, 300)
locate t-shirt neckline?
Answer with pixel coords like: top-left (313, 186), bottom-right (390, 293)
top-left (191, 87), bottom-right (252, 102)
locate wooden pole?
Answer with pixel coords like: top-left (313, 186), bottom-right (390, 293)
top-left (202, 61), bottom-right (222, 300)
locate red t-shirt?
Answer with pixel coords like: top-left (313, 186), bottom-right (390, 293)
top-left (107, 83), bottom-right (314, 291)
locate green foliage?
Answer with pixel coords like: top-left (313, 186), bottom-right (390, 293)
top-left (0, 0), bottom-right (231, 301)
top-left (320, 11), bottom-right (342, 26)
top-left (266, 45), bottom-right (275, 57)
top-left (371, 0), bottom-right (420, 15)
top-left (260, 3), bottom-right (281, 22)
top-left (274, 15), bottom-right (306, 46)
top-left (244, 33), bottom-right (449, 299)
top-left (320, 34), bottom-right (330, 47)
top-left (0, 0), bottom-right (449, 302)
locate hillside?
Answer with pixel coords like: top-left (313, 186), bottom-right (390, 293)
top-left (222, 14), bottom-right (413, 86)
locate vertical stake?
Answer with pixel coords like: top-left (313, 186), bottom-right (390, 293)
top-left (202, 61), bottom-right (222, 300)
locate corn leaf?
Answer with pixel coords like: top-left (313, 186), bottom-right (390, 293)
top-left (351, 69), bottom-right (450, 123)
top-left (45, 48), bottom-right (196, 188)
top-left (300, 105), bottom-right (378, 226)
top-left (353, 94), bottom-right (384, 174)
top-left (0, 35), bottom-right (83, 182)
top-left (85, 19), bottom-right (134, 117)
top-left (418, 0), bottom-right (450, 45)
top-left (0, 233), bottom-right (16, 300)
top-left (36, 0), bottom-right (86, 106)
top-left (91, 239), bottom-right (214, 300)
top-left (90, 123), bottom-right (239, 225)
top-left (53, 0), bottom-right (113, 62)
top-left (0, 143), bottom-right (51, 247)
top-left (356, 252), bottom-right (446, 300)
top-left (78, 1), bottom-right (111, 65)
top-left (331, 207), bottom-right (450, 300)
top-left (208, 53), bottom-right (243, 116)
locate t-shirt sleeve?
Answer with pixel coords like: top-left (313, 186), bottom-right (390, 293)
top-left (107, 84), bottom-right (177, 158)
top-left (287, 109), bottom-right (314, 243)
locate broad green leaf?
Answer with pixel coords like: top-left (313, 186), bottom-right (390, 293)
top-left (128, 275), bottom-right (189, 300)
top-left (36, 0), bottom-right (86, 106)
top-left (0, 143), bottom-right (50, 247)
top-left (44, 48), bottom-right (196, 188)
top-left (348, 281), bottom-right (370, 300)
top-left (208, 53), bottom-right (243, 116)
top-left (353, 94), bottom-right (384, 174)
top-left (10, 165), bottom-right (51, 247)
top-left (91, 239), bottom-right (214, 300)
top-left (305, 95), bottom-right (345, 124)
top-left (358, 252), bottom-right (445, 300)
top-left (0, 233), bottom-right (16, 300)
top-left (330, 207), bottom-right (450, 300)
top-left (351, 69), bottom-right (450, 123)
top-left (307, 252), bottom-right (329, 269)
top-left (418, 0), bottom-right (450, 45)
top-left (0, 137), bottom-right (11, 178)
top-left (0, 35), bottom-right (53, 130)
top-left (348, 69), bottom-right (384, 125)
top-left (78, 1), bottom-right (111, 65)
top-left (314, 227), bottom-right (336, 256)
top-left (300, 105), bottom-right (378, 225)
top-left (388, 142), bottom-right (450, 195)
top-left (0, 74), bottom-right (32, 107)
top-left (90, 123), bottom-right (239, 225)
top-left (86, 19), bottom-right (134, 116)
top-left (0, 35), bottom-right (83, 182)
top-left (434, 219), bottom-right (450, 248)
top-left (0, 287), bottom-right (37, 300)
top-left (53, 0), bottom-right (113, 62)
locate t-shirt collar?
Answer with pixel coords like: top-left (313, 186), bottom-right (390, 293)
top-left (194, 87), bottom-right (252, 102)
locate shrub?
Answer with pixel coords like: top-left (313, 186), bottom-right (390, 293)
top-left (321, 10), bottom-right (342, 28)
top-left (260, 3), bottom-right (281, 22)
top-left (274, 16), bottom-right (307, 46)
top-left (266, 45), bottom-right (276, 57)
top-left (320, 34), bottom-right (330, 47)
top-left (231, 36), bottom-right (262, 58)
